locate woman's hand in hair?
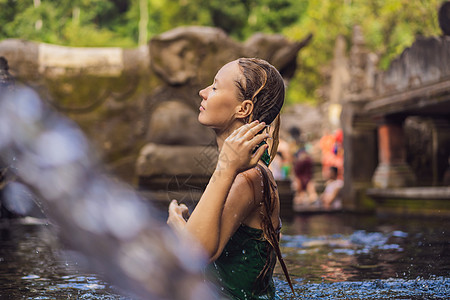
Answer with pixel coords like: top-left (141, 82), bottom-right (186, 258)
top-left (217, 121), bottom-right (269, 174)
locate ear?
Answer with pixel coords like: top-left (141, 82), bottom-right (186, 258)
top-left (235, 100), bottom-right (254, 119)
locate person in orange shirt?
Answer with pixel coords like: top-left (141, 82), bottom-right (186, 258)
top-left (319, 129), bottom-right (343, 180)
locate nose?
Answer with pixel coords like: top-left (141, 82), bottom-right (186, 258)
top-left (199, 86), bottom-right (208, 100)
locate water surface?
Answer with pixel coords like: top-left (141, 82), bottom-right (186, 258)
top-left (1, 213), bottom-right (449, 299)
top-left (277, 213), bottom-right (450, 299)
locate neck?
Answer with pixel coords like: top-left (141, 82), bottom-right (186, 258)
top-left (215, 120), bottom-right (245, 151)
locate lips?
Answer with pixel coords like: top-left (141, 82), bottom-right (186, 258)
top-left (199, 102), bottom-right (206, 111)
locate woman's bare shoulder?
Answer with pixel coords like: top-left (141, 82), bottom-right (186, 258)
top-left (234, 166), bottom-right (265, 201)
top-left (238, 166), bottom-right (264, 185)
top-left (244, 163), bottom-right (276, 181)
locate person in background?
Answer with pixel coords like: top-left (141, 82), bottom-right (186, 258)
top-left (319, 129), bottom-right (344, 180)
top-left (276, 137), bottom-right (292, 178)
top-left (321, 166), bottom-right (344, 210)
top-left (292, 148), bottom-right (318, 207)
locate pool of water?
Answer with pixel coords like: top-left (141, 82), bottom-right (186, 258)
top-left (0, 218), bottom-right (128, 299)
top-left (1, 213), bottom-right (449, 299)
top-left (277, 213), bottom-right (450, 299)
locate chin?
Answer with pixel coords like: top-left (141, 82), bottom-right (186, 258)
top-left (198, 114), bottom-right (207, 126)
top-left (198, 114), bottom-right (230, 132)
top-left (198, 115), bottom-right (214, 128)
top-left (198, 117), bottom-right (222, 132)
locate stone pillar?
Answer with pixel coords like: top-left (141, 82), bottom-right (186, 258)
top-left (341, 103), bottom-right (378, 212)
top-left (339, 25), bottom-right (379, 211)
top-left (372, 116), bottom-right (416, 188)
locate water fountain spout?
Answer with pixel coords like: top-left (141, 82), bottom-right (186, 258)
top-left (0, 86), bottom-right (217, 299)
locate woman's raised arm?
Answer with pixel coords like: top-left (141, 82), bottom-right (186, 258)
top-left (167, 121), bottom-right (269, 259)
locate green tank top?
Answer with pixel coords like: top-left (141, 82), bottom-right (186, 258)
top-left (207, 224), bottom-right (279, 300)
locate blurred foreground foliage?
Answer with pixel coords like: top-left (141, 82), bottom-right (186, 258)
top-left (0, 0), bottom-right (443, 105)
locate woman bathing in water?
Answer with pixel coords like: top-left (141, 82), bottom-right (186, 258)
top-left (167, 58), bottom-right (294, 299)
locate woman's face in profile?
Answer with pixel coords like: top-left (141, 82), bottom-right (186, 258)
top-left (198, 60), bottom-right (243, 130)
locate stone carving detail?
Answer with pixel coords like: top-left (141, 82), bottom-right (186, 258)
top-left (0, 26), bottom-right (310, 185)
top-left (344, 26), bottom-right (378, 102)
top-left (150, 26), bottom-right (244, 86)
top-left (139, 26), bottom-right (310, 185)
top-left (150, 26), bottom-right (311, 87)
top-left (377, 36), bottom-right (450, 94)
top-left (404, 117), bottom-right (433, 184)
top-left (146, 100), bottom-right (215, 146)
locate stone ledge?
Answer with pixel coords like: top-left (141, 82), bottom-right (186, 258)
top-left (364, 78), bottom-right (450, 116)
top-left (136, 143), bottom-right (218, 177)
top-left (367, 187), bottom-right (450, 200)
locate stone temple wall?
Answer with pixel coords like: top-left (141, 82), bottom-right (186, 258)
top-left (338, 5), bottom-right (450, 214)
top-left (0, 27), bottom-right (310, 190)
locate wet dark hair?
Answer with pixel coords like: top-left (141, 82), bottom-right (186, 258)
top-left (234, 58), bottom-right (294, 294)
top-left (235, 58), bottom-right (285, 125)
top-left (235, 58), bottom-right (285, 165)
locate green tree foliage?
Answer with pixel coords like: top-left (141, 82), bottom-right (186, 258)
top-left (244, 0), bottom-right (308, 38)
top-left (2, 0), bottom-right (60, 43)
top-left (0, 0), bottom-right (303, 43)
top-left (203, 0), bottom-right (249, 38)
top-left (0, 0), bottom-right (443, 105)
top-left (193, 0), bottom-right (306, 39)
top-left (283, 0), bottom-right (442, 105)
top-left (0, 0), bottom-right (134, 46)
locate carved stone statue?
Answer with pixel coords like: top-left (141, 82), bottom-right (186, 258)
top-left (0, 27), bottom-right (311, 202)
